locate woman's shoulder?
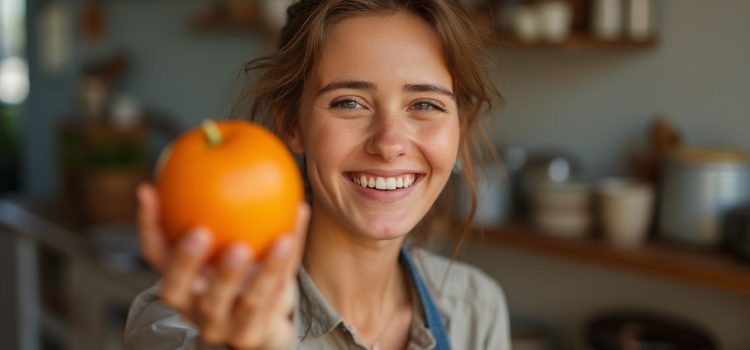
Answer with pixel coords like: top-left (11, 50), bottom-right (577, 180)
top-left (409, 247), bottom-right (505, 307)
top-left (409, 247), bottom-right (511, 350)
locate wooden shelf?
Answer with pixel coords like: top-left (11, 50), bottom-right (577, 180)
top-left (188, 2), bottom-right (265, 33)
top-left (188, 11), bottom-right (278, 46)
top-left (491, 33), bottom-right (659, 50)
top-left (478, 225), bottom-right (750, 296)
top-left (190, 16), bottom-right (262, 32)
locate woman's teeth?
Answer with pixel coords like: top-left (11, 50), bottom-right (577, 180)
top-left (353, 174), bottom-right (416, 190)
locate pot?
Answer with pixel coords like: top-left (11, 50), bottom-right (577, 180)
top-left (658, 147), bottom-right (750, 247)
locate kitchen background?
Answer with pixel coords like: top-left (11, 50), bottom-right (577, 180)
top-left (1, 0), bottom-right (750, 349)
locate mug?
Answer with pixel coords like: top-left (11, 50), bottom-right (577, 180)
top-left (597, 177), bottom-right (654, 248)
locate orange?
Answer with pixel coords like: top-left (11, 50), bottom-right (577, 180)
top-left (157, 119), bottom-right (303, 259)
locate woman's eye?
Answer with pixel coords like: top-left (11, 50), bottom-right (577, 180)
top-left (412, 100), bottom-right (445, 112)
top-left (331, 99), bottom-right (360, 109)
top-left (414, 102), bottom-right (434, 110)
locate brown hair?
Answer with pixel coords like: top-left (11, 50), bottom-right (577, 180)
top-left (232, 0), bottom-right (501, 252)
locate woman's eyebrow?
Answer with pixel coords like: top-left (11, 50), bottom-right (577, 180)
top-left (317, 81), bottom-right (454, 99)
top-left (403, 84), bottom-right (454, 99)
top-left (318, 80), bottom-right (376, 96)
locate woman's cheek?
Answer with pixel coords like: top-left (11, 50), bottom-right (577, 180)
top-left (422, 120), bottom-right (460, 170)
top-left (306, 120), bottom-right (361, 166)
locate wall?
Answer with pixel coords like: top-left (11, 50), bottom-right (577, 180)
top-left (23, 0), bottom-right (81, 195)
top-left (22, 0), bottom-right (260, 195)
top-left (488, 1), bottom-right (750, 179)
top-left (93, 0), bottom-right (262, 127)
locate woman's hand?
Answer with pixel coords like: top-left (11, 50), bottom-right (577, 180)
top-left (137, 183), bottom-right (310, 350)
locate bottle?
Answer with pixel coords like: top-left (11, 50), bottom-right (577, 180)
top-left (538, 0), bottom-right (573, 42)
top-left (627, 0), bottom-right (652, 40)
top-left (111, 95), bottom-right (142, 130)
top-left (592, 0), bottom-right (623, 40)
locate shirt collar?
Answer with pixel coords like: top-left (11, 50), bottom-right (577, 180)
top-left (297, 264), bottom-right (342, 337)
top-left (295, 254), bottom-right (437, 349)
top-left (407, 271), bottom-right (437, 349)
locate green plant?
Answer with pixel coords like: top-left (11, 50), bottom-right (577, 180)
top-left (58, 124), bottom-right (147, 173)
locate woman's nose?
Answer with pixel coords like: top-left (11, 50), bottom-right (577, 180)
top-left (365, 114), bottom-right (409, 162)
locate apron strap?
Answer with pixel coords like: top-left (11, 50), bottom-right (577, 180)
top-left (400, 247), bottom-right (451, 350)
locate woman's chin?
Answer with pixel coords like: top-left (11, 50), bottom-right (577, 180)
top-left (350, 222), bottom-right (415, 242)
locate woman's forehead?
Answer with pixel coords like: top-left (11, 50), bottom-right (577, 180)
top-left (312, 11), bottom-right (453, 90)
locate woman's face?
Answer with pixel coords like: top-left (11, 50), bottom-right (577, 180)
top-left (292, 11), bottom-right (460, 240)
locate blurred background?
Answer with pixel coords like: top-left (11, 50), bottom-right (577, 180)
top-left (1, 0), bottom-right (749, 349)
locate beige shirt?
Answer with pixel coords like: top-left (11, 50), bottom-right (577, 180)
top-left (124, 248), bottom-right (510, 350)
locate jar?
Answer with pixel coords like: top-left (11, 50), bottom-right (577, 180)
top-left (659, 148), bottom-right (750, 247)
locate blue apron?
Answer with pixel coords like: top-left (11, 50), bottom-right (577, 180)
top-left (399, 247), bottom-right (452, 350)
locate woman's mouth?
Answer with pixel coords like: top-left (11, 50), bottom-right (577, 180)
top-left (344, 172), bottom-right (423, 191)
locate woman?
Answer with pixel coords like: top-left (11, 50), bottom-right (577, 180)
top-left (125, 1), bottom-right (509, 349)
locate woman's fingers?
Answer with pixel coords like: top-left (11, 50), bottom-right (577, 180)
top-left (149, 199), bottom-right (311, 347)
top-left (287, 202), bottom-right (311, 277)
top-left (229, 279), bottom-right (297, 350)
top-left (159, 229), bottom-right (212, 313)
top-left (229, 237), bottom-right (297, 347)
top-left (229, 276), bottom-right (297, 350)
top-left (137, 183), bottom-right (169, 271)
top-left (195, 244), bottom-right (253, 343)
top-left (220, 204), bottom-right (309, 348)
top-left (263, 315), bottom-right (295, 350)
top-left (276, 277), bottom-right (298, 320)
top-left (264, 281), bottom-right (298, 350)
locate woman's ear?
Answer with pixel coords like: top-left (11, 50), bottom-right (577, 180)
top-left (287, 127), bottom-right (304, 154)
top-left (274, 106), bottom-right (304, 154)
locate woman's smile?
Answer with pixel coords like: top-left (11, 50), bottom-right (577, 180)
top-left (343, 170), bottom-right (425, 202)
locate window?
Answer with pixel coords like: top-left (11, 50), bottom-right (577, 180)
top-left (0, 0), bottom-right (25, 192)
top-left (0, 0), bottom-right (27, 104)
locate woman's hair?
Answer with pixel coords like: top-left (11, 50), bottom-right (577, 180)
top-left (232, 0), bottom-right (501, 252)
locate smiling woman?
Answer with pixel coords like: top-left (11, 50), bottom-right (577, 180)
top-left (126, 1), bottom-right (508, 350)
top-left (286, 11), bottom-right (462, 242)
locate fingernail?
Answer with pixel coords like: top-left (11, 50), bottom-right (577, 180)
top-left (182, 229), bottom-right (211, 255)
top-left (191, 276), bottom-right (207, 295)
top-left (271, 237), bottom-right (293, 261)
top-left (221, 244), bottom-right (250, 269)
top-left (191, 267), bottom-right (214, 295)
top-left (137, 185), bottom-right (148, 202)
